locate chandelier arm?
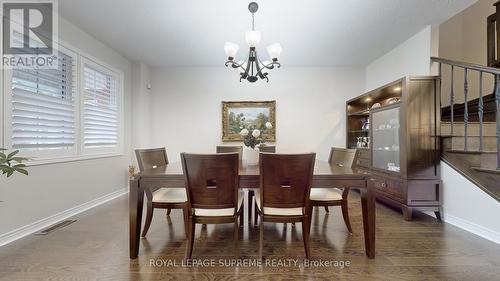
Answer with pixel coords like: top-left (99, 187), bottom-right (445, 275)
top-left (257, 58), bottom-right (281, 70)
top-left (264, 73), bottom-right (269, 82)
top-left (242, 54), bottom-right (252, 78)
top-left (255, 61), bottom-right (281, 77)
top-left (225, 60), bottom-right (247, 71)
top-left (253, 49), bottom-right (267, 80)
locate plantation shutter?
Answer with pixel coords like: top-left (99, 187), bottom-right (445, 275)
top-left (11, 50), bottom-right (76, 150)
top-left (83, 62), bottom-right (119, 148)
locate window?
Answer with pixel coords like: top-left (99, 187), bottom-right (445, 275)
top-left (4, 46), bottom-right (78, 159)
top-left (82, 58), bottom-right (121, 154)
top-left (3, 43), bottom-right (124, 163)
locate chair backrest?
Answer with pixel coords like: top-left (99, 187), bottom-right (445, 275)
top-left (328, 148), bottom-right (358, 168)
top-left (259, 153), bottom-right (316, 209)
top-left (181, 153), bottom-right (240, 212)
top-left (216, 146), bottom-right (242, 160)
top-left (259, 145), bottom-right (276, 153)
top-left (135, 148), bottom-right (169, 172)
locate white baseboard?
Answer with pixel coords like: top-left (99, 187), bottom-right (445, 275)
top-left (0, 188), bottom-right (128, 247)
top-left (444, 214), bottom-right (500, 245)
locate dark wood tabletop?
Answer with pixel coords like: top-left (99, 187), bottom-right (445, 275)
top-left (129, 160), bottom-right (376, 259)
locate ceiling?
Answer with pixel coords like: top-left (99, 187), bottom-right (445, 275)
top-left (59, 0), bottom-right (476, 67)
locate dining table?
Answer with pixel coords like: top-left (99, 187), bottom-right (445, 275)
top-left (129, 160), bottom-right (376, 259)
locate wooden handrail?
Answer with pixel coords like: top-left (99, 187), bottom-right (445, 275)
top-left (431, 56), bottom-right (500, 75)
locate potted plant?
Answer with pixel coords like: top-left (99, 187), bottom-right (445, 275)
top-left (0, 148), bottom-right (29, 177)
top-left (239, 122), bottom-right (273, 165)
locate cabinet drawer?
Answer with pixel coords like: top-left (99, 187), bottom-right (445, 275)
top-left (356, 158), bottom-right (370, 168)
top-left (369, 177), bottom-right (404, 201)
top-left (368, 177), bottom-right (385, 190)
top-left (385, 179), bottom-right (404, 198)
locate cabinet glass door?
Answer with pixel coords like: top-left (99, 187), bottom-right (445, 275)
top-left (371, 107), bottom-right (400, 173)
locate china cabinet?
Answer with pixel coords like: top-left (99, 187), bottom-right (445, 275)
top-left (346, 76), bottom-right (442, 220)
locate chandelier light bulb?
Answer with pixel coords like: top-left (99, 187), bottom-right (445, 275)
top-left (267, 43), bottom-right (282, 61)
top-left (224, 42), bottom-right (240, 59)
top-left (245, 30), bottom-right (261, 47)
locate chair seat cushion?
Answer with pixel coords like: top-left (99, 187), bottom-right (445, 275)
top-left (255, 191), bottom-right (303, 216)
top-left (194, 191), bottom-right (244, 217)
top-left (309, 188), bottom-right (343, 201)
top-left (152, 188), bottom-right (187, 203)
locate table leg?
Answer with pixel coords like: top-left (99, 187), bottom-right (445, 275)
top-left (129, 177), bottom-right (144, 259)
top-left (360, 186), bottom-right (375, 259)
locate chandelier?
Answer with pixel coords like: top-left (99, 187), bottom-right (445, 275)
top-left (224, 2), bottom-right (282, 83)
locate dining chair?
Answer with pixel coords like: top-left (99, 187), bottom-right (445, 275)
top-left (135, 148), bottom-right (188, 237)
top-left (216, 145), bottom-right (243, 160)
top-left (255, 153), bottom-right (316, 260)
top-left (181, 153), bottom-right (244, 260)
top-left (309, 147), bottom-right (359, 234)
top-left (248, 145), bottom-right (277, 225)
top-left (258, 145), bottom-right (276, 153)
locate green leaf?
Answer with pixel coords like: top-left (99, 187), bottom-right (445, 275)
top-left (0, 152), bottom-right (6, 159)
top-left (6, 170), bottom-right (14, 177)
top-left (14, 168), bottom-right (28, 175)
top-left (11, 157), bottom-right (29, 163)
top-left (13, 163), bottom-right (26, 168)
top-left (7, 150), bottom-right (19, 159)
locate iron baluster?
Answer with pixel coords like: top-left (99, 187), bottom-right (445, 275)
top-left (464, 68), bottom-right (469, 151)
top-left (479, 71), bottom-right (484, 152)
top-left (450, 65), bottom-right (455, 137)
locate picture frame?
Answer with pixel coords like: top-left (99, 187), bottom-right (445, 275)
top-left (222, 101), bottom-right (276, 142)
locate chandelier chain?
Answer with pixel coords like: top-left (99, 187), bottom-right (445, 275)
top-left (252, 13), bottom-right (255, 30)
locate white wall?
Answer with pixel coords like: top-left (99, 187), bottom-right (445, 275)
top-left (149, 67), bottom-right (365, 162)
top-left (131, 62), bottom-right (152, 153)
top-left (0, 17), bottom-right (132, 242)
top-left (441, 163), bottom-right (500, 243)
top-left (365, 26), bottom-right (435, 91)
top-left (364, 23), bottom-right (500, 244)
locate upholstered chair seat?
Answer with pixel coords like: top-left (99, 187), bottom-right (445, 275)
top-left (254, 191), bottom-right (303, 216)
top-left (309, 188), bottom-right (343, 201)
top-left (194, 191), bottom-right (244, 216)
top-left (152, 188), bottom-right (188, 203)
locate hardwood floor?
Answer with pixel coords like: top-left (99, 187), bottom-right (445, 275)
top-left (0, 191), bottom-right (499, 280)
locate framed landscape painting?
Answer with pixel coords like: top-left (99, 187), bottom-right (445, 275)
top-left (222, 101), bottom-right (276, 142)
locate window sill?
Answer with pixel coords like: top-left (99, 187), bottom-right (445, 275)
top-left (25, 152), bottom-right (125, 167)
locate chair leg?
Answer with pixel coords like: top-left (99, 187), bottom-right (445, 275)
top-left (324, 206), bottom-right (329, 213)
top-left (185, 216), bottom-right (195, 261)
top-left (254, 201), bottom-right (259, 227)
top-left (259, 216), bottom-right (264, 261)
top-left (239, 206), bottom-right (244, 228)
top-left (248, 191), bottom-right (253, 225)
top-left (141, 202), bottom-right (154, 237)
top-left (341, 201), bottom-right (353, 234)
top-left (234, 217), bottom-right (240, 259)
top-left (182, 205), bottom-right (189, 238)
top-left (166, 208), bottom-right (171, 216)
top-left (302, 217), bottom-right (311, 260)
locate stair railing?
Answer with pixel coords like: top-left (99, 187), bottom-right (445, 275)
top-left (431, 56), bottom-right (500, 170)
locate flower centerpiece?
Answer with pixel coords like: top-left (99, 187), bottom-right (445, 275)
top-left (239, 122), bottom-right (273, 165)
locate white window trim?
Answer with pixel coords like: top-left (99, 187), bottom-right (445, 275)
top-left (3, 44), bottom-right (79, 160)
top-left (1, 39), bottom-right (125, 166)
top-left (80, 56), bottom-right (124, 157)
